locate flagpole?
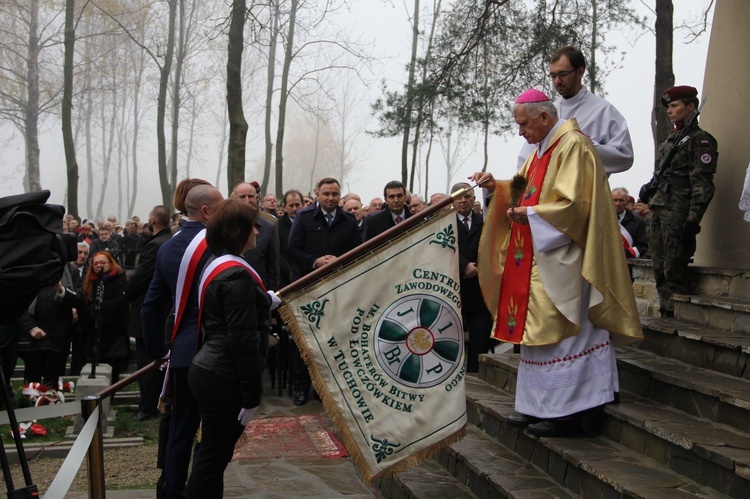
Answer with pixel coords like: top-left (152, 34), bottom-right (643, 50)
top-left (275, 183), bottom-right (482, 299)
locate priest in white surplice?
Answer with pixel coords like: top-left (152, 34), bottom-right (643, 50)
top-left (517, 46), bottom-right (633, 176)
top-left (472, 89), bottom-right (642, 437)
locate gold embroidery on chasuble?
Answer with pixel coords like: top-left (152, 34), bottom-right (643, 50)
top-left (493, 139), bottom-right (561, 342)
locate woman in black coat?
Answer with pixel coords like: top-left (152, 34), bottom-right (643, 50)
top-left (82, 251), bottom-right (130, 383)
top-left (17, 265), bottom-right (80, 387)
top-left (186, 199), bottom-right (270, 498)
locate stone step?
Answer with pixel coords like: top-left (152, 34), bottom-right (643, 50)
top-left (465, 376), bottom-right (723, 498)
top-left (481, 350), bottom-right (750, 435)
top-left (616, 347), bottom-right (750, 434)
top-left (674, 294), bottom-right (750, 333)
top-left (603, 392), bottom-right (750, 497)
top-left (629, 261), bottom-right (750, 317)
top-left (377, 458), bottom-right (479, 499)
top-left (639, 317), bottom-right (750, 379)
top-left (479, 350), bottom-right (750, 496)
top-left (439, 423), bottom-right (580, 498)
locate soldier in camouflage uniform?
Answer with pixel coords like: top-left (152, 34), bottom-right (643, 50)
top-left (648, 86), bottom-right (718, 317)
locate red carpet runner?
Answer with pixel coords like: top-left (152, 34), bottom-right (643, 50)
top-left (233, 414), bottom-right (348, 460)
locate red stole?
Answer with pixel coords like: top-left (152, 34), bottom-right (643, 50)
top-left (196, 255), bottom-right (266, 349)
top-left (493, 139), bottom-right (561, 342)
top-left (171, 229), bottom-right (209, 345)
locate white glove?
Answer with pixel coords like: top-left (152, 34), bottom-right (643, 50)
top-left (266, 290), bottom-right (282, 311)
top-left (158, 350), bottom-right (171, 371)
top-left (238, 406), bottom-right (259, 426)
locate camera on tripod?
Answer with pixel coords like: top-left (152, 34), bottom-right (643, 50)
top-left (0, 190), bottom-right (77, 498)
top-left (1, 190), bottom-right (77, 325)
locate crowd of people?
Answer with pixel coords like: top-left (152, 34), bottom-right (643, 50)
top-left (3, 43), bottom-right (718, 497)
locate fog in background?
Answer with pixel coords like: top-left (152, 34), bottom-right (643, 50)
top-left (0, 0), bottom-right (714, 220)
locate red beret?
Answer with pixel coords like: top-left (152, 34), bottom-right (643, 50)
top-left (249, 181), bottom-right (261, 193)
top-left (661, 86), bottom-right (698, 106)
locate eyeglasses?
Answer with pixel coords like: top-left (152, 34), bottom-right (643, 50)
top-left (548, 69), bottom-right (575, 80)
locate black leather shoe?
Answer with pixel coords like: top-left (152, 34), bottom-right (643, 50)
top-left (294, 391), bottom-right (308, 406)
top-left (659, 308), bottom-right (674, 318)
top-left (526, 418), bottom-right (582, 437)
top-left (506, 412), bottom-right (540, 428)
top-left (133, 411), bottom-right (157, 422)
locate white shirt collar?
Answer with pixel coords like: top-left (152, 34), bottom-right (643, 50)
top-left (537, 119), bottom-right (566, 157)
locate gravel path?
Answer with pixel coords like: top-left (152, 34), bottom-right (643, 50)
top-left (9, 445), bottom-right (160, 494)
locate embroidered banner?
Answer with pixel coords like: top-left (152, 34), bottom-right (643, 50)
top-left (279, 209), bottom-right (466, 484)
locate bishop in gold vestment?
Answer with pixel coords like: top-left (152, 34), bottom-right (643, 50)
top-left (471, 89), bottom-right (642, 436)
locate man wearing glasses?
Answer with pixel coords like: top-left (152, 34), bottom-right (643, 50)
top-left (408, 194), bottom-right (426, 214)
top-left (517, 46), bottom-right (633, 176)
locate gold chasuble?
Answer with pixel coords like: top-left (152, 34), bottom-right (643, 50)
top-left (478, 119), bottom-right (642, 346)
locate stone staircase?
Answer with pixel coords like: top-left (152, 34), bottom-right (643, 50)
top-left (379, 264), bottom-right (750, 498)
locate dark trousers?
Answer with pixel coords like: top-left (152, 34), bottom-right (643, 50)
top-left (69, 327), bottom-right (87, 376)
top-left (465, 311), bottom-right (493, 373)
top-left (186, 365), bottom-right (245, 498)
top-left (23, 350), bottom-right (68, 386)
top-left (164, 367), bottom-right (201, 499)
top-left (291, 344), bottom-right (310, 394)
top-left (135, 337), bottom-right (163, 415)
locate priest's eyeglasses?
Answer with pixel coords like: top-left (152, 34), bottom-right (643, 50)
top-left (548, 69), bottom-right (575, 80)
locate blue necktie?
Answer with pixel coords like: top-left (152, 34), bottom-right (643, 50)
top-left (325, 213), bottom-right (334, 226)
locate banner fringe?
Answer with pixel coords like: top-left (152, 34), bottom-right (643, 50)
top-left (279, 303), bottom-right (375, 483)
top-left (369, 423), bottom-right (467, 484)
top-left (279, 302), bottom-right (466, 485)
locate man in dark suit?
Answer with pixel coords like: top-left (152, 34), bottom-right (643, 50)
top-left (141, 184), bottom-right (223, 498)
top-left (278, 189), bottom-right (304, 288)
top-left (343, 197), bottom-right (367, 241)
top-left (232, 181), bottom-right (280, 374)
top-left (125, 205), bottom-right (172, 422)
top-left (231, 182), bottom-right (280, 289)
top-left (287, 177), bottom-right (362, 405)
top-left (612, 188), bottom-right (648, 259)
top-left (452, 182), bottom-right (493, 373)
top-left (365, 180), bottom-right (411, 240)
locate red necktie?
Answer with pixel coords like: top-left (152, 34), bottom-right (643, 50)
top-left (395, 216), bottom-right (403, 224)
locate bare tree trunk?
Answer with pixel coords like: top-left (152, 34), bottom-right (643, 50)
top-left (589, 0), bottom-right (598, 94)
top-left (169, 0), bottom-right (186, 189)
top-left (216, 101), bottom-right (228, 191)
top-left (275, 0), bottom-right (299, 198)
top-left (85, 80), bottom-right (93, 217)
top-left (338, 106), bottom-right (346, 182)
top-left (62, 0), bottom-right (79, 216)
top-left (652, 0), bottom-right (674, 154)
top-left (157, 0), bottom-right (177, 206)
top-left (83, 17), bottom-right (93, 217)
top-left (262, 0), bottom-right (279, 192)
top-left (409, 0), bottom-right (440, 192)
top-left (129, 40), bottom-right (146, 218)
top-left (307, 112), bottom-right (324, 192)
top-left (401, 0), bottom-right (419, 186)
top-left (95, 74), bottom-right (118, 220)
top-left (24, 0), bottom-right (41, 192)
top-left (185, 95), bottom-right (198, 178)
top-left (226, 0), bottom-right (248, 192)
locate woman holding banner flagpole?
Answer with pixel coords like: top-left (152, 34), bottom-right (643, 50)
top-left (186, 199), bottom-right (275, 498)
